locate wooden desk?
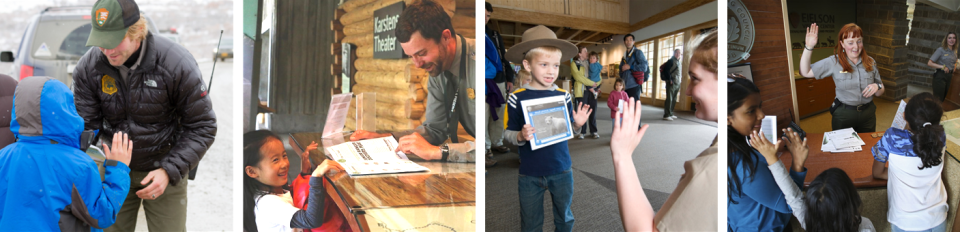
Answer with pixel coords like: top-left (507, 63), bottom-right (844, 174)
top-left (779, 132), bottom-right (886, 188)
top-left (290, 132), bottom-right (476, 232)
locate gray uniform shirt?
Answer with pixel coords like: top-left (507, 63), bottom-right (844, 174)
top-left (810, 55), bottom-right (882, 106)
top-left (393, 35), bottom-right (476, 162)
top-left (930, 47), bottom-right (957, 71)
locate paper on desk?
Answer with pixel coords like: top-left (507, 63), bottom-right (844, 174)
top-left (821, 129), bottom-right (863, 153)
top-left (892, 100), bottom-right (908, 130)
top-left (324, 136), bottom-right (429, 176)
top-left (827, 128), bottom-right (864, 148)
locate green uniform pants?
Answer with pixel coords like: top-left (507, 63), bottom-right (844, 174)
top-left (664, 82), bottom-right (680, 118)
top-left (831, 101), bottom-right (877, 133)
top-left (933, 70), bottom-right (952, 102)
top-left (105, 170), bottom-right (188, 232)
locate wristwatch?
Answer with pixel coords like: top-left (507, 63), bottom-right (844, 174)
top-left (440, 143), bottom-right (450, 161)
top-left (877, 82), bottom-right (883, 90)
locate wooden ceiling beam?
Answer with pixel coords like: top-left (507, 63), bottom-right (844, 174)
top-left (566, 29), bottom-right (583, 40)
top-left (628, 0), bottom-right (713, 32)
top-left (491, 5), bottom-right (630, 35)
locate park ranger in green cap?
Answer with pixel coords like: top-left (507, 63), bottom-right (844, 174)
top-left (73, 0), bottom-right (218, 231)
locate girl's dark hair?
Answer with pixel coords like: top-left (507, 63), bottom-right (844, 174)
top-left (242, 130), bottom-right (284, 232)
top-left (905, 92), bottom-right (945, 169)
top-left (727, 77), bottom-right (761, 204)
top-left (614, 78), bottom-right (624, 87)
top-left (804, 168), bottom-right (862, 232)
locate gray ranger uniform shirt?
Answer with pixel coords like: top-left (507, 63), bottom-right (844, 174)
top-left (930, 47), bottom-right (957, 71)
top-left (393, 34), bottom-right (476, 162)
top-left (810, 55), bottom-right (882, 106)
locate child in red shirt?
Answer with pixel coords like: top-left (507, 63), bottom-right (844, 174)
top-left (607, 78), bottom-right (631, 128)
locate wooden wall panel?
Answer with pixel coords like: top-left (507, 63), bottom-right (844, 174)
top-left (269, 0), bottom-right (338, 133)
top-left (737, 0), bottom-right (797, 130)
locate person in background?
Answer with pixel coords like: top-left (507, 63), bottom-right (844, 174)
top-left (927, 32), bottom-right (957, 102)
top-left (619, 34), bottom-right (650, 105)
top-left (485, 1), bottom-right (512, 163)
top-left (660, 49), bottom-right (682, 121)
top-left (571, 46), bottom-right (598, 139)
top-left (607, 78), bottom-right (629, 129)
top-left (485, 33), bottom-right (505, 167)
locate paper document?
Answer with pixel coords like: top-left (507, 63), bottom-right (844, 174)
top-left (521, 95), bottom-right (574, 150)
top-left (891, 100), bottom-right (907, 130)
top-left (761, 115), bottom-right (777, 145)
top-left (821, 128), bottom-right (864, 153)
top-left (324, 136), bottom-right (429, 176)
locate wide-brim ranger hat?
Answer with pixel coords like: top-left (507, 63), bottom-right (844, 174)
top-left (504, 25), bottom-right (578, 64)
top-left (86, 0), bottom-right (141, 49)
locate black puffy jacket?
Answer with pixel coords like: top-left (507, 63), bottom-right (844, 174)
top-left (73, 32), bottom-right (216, 186)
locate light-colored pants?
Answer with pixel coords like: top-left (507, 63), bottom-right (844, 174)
top-left (105, 170), bottom-right (188, 232)
top-left (486, 82), bottom-right (506, 149)
top-left (891, 220), bottom-right (947, 232)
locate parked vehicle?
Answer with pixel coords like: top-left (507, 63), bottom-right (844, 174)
top-left (0, 6), bottom-right (158, 88)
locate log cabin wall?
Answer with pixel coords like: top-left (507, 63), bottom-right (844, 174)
top-left (270, 0), bottom-right (338, 133)
top-left (737, 0), bottom-right (796, 131)
top-left (334, 0), bottom-right (475, 139)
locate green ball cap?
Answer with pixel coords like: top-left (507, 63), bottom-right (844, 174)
top-left (86, 0), bottom-right (140, 49)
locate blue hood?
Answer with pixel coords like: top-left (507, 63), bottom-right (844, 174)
top-left (9, 76), bottom-right (84, 148)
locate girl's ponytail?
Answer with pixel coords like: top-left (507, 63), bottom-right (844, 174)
top-left (905, 93), bottom-right (945, 169)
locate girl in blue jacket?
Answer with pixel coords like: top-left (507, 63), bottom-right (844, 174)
top-left (727, 76), bottom-right (807, 231)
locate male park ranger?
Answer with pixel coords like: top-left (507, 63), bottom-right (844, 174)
top-left (72, 0), bottom-right (217, 230)
top-left (352, 0), bottom-right (476, 162)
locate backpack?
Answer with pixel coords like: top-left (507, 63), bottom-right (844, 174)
top-left (659, 60), bottom-right (673, 81)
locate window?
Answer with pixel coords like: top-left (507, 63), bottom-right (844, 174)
top-left (636, 40), bottom-right (655, 98)
top-left (657, 32), bottom-right (684, 101)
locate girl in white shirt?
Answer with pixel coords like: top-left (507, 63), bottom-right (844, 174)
top-left (242, 130), bottom-right (344, 232)
top-left (872, 92), bottom-right (948, 232)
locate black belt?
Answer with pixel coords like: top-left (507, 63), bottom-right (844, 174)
top-left (835, 99), bottom-right (873, 112)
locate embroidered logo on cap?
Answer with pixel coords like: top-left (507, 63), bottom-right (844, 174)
top-left (102, 75), bottom-right (117, 95)
top-left (96, 8), bottom-right (109, 27)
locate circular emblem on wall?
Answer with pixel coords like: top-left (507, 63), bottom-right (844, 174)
top-left (728, 0), bottom-right (755, 64)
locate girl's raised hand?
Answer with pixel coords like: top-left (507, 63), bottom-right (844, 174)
top-left (805, 23), bottom-right (819, 49)
top-left (781, 128), bottom-right (809, 172)
top-left (611, 98), bottom-right (649, 161)
top-left (749, 130), bottom-right (782, 165)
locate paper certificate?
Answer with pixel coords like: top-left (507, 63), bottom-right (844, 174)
top-left (520, 95), bottom-right (574, 150)
top-left (324, 136), bottom-right (429, 176)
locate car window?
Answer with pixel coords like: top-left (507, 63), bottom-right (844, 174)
top-left (31, 20), bottom-right (91, 60)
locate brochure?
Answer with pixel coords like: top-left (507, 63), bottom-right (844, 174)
top-left (520, 95), bottom-right (574, 150)
top-left (323, 136), bottom-right (429, 176)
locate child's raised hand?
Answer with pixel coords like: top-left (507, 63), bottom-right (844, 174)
top-left (303, 141), bottom-right (318, 159)
top-left (611, 98), bottom-right (649, 161)
top-left (749, 130), bottom-right (782, 165)
top-left (781, 128), bottom-right (808, 172)
top-left (103, 131), bottom-right (133, 166)
top-left (518, 124), bottom-right (536, 142)
top-left (312, 160), bottom-right (344, 177)
top-left (572, 102), bottom-right (593, 128)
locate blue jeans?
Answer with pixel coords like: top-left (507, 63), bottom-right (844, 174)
top-left (892, 220), bottom-right (947, 232)
top-left (518, 169), bottom-right (575, 232)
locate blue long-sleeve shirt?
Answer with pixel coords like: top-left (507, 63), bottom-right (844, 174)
top-left (728, 149), bottom-right (806, 232)
top-left (588, 62), bottom-right (602, 91)
top-left (619, 47), bottom-right (649, 89)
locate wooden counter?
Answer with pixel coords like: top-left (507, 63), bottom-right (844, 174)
top-left (779, 132), bottom-right (886, 188)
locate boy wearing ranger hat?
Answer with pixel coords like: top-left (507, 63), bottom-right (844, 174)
top-left (503, 25), bottom-right (592, 232)
top-left (73, 0), bottom-right (217, 231)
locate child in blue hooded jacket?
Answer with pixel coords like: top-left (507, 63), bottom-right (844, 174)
top-left (0, 76), bottom-right (133, 231)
